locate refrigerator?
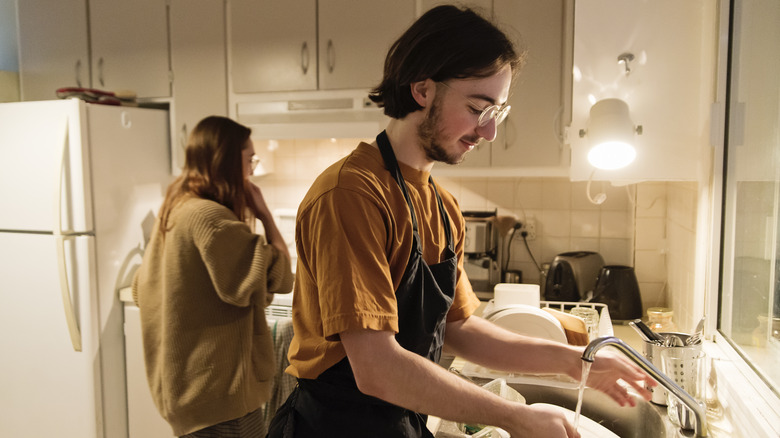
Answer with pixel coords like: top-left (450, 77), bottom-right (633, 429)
top-left (0, 99), bottom-right (172, 438)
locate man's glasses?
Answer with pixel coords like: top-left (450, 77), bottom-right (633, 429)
top-left (437, 81), bottom-right (511, 128)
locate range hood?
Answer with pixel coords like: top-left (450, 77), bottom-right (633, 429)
top-left (233, 89), bottom-right (389, 140)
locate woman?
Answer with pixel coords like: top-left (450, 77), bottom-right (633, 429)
top-left (132, 116), bottom-right (294, 437)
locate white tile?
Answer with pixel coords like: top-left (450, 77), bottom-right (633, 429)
top-left (458, 179), bottom-right (489, 211)
top-left (635, 217), bottom-right (665, 250)
top-left (295, 139), bottom-right (319, 157)
top-left (636, 182), bottom-right (667, 218)
top-left (601, 210), bottom-right (632, 238)
top-left (541, 210), bottom-right (571, 237)
top-left (541, 236), bottom-right (571, 261)
top-left (570, 210), bottom-right (600, 237)
top-left (601, 182), bottom-right (631, 211)
top-left (570, 237), bottom-right (600, 252)
top-left (514, 178), bottom-right (543, 210)
top-left (275, 154), bottom-right (298, 178)
top-left (486, 179), bottom-right (515, 212)
top-left (541, 178), bottom-right (571, 210)
top-left (639, 282), bottom-right (667, 309)
top-left (571, 181), bottom-right (602, 210)
top-left (635, 250), bottom-right (666, 283)
top-left (599, 238), bottom-right (632, 265)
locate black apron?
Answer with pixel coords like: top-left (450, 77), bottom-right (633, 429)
top-left (267, 131), bottom-right (458, 437)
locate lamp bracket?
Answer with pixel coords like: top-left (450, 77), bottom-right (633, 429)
top-left (617, 52), bottom-right (635, 75)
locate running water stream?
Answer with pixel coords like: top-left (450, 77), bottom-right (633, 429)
top-left (573, 360), bottom-right (592, 430)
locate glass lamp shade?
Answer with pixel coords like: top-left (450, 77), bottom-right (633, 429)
top-left (586, 98), bottom-right (637, 170)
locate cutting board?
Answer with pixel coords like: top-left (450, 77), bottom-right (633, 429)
top-left (541, 308), bottom-right (589, 346)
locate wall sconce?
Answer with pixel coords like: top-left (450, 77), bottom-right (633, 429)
top-left (578, 98), bottom-right (642, 170)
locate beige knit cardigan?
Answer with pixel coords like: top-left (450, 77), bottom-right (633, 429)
top-left (132, 197), bottom-right (293, 436)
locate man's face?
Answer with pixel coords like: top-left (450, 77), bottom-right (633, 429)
top-left (417, 66), bottom-right (512, 165)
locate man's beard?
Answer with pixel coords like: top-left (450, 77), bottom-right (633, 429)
top-left (417, 97), bottom-right (467, 165)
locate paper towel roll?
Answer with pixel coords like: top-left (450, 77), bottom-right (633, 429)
top-left (494, 283), bottom-right (540, 309)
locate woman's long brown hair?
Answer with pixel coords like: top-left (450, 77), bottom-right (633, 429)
top-left (158, 116), bottom-right (251, 236)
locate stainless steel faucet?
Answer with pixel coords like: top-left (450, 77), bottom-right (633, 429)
top-left (581, 336), bottom-right (709, 437)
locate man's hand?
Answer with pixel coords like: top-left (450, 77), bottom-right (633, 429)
top-left (579, 348), bottom-right (655, 407)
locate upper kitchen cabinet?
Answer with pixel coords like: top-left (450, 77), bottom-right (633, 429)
top-left (434, 0), bottom-right (572, 177)
top-left (169, 0), bottom-right (228, 174)
top-left (230, 0), bottom-right (415, 93)
top-left (567, 0), bottom-right (717, 182)
top-left (89, 0), bottom-right (171, 98)
top-left (16, 0), bottom-right (90, 101)
top-left (230, 0), bottom-right (317, 93)
top-left (317, 0), bottom-right (415, 90)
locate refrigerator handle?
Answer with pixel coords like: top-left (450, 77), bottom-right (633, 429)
top-left (55, 237), bottom-right (83, 352)
top-left (53, 121), bottom-right (83, 352)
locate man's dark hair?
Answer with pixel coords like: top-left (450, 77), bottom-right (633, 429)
top-left (368, 5), bottom-right (526, 119)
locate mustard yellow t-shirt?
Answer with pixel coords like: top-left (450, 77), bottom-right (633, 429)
top-left (287, 142), bottom-right (480, 379)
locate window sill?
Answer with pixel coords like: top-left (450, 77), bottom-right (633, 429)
top-left (706, 334), bottom-right (780, 437)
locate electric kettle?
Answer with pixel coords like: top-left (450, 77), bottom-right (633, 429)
top-left (590, 265), bottom-right (643, 320)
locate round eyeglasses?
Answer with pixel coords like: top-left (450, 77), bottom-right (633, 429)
top-left (250, 155), bottom-right (261, 172)
top-left (437, 81), bottom-right (511, 128)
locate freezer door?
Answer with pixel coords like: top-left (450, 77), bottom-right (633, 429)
top-left (0, 232), bottom-right (102, 438)
top-left (0, 100), bottom-right (93, 234)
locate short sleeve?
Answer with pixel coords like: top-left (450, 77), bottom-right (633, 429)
top-left (298, 188), bottom-right (401, 340)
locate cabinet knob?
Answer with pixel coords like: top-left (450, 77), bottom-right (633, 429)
top-left (327, 39), bottom-right (335, 73)
top-left (75, 60), bottom-right (83, 88)
top-left (98, 57), bottom-right (105, 87)
top-left (301, 42), bottom-right (310, 75)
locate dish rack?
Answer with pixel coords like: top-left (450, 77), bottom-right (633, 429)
top-left (460, 300), bottom-right (613, 388)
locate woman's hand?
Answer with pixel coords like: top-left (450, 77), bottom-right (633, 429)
top-left (245, 180), bottom-right (272, 221)
top-left (579, 348), bottom-right (655, 407)
top-left (245, 181), bottom-right (290, 258)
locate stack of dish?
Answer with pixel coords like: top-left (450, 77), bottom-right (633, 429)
top-left (482, 304), bottom-right (568, 344)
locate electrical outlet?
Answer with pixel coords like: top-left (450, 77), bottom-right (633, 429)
top-left (521, 216), bottom-right (537, 240)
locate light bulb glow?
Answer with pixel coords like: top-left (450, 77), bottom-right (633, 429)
top-left (587, 141), bottom-right (636, 170)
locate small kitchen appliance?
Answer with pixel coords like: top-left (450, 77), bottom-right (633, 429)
top-left (590, 265), bottom-right (643, 320)
top-left (463, 211), bottom-right (500, 296)
top-left (544, 251), bottom-right (605, 302)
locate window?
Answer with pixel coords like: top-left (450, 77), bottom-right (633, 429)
top-left (720, 0), bottom-right (780, 397)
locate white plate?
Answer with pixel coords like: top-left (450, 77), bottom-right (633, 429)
top-left (530, 403), bottom-right (620, 438)
top-left (486, 304), bottom-right (567, 344)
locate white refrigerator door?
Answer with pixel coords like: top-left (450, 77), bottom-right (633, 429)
top-left (86, 104), bottom-right (172, 438)
top-left (0, 99), bottom-right (93, 234)
top-left (0, 233), bottom-right (101, 438)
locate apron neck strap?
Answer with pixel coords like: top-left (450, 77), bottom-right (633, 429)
top-left (375, 131), bottom-right (453, 251)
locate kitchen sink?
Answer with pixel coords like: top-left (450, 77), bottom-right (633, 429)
top-left (506, 381), bottom-right (671, 438)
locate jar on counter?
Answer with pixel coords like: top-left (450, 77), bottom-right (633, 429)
top-left (647, 307), bottom-right (678, 333)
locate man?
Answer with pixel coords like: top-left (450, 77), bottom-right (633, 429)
top-left (268, 5), bottom-right (654, 437)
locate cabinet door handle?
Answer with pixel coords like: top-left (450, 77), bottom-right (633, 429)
top-left (75, 60), bottom-right (83, 88)
top-left (98, 57), bottom-right (105, 87)
top-left (327, 39), bottom-right (335, 73)
top-left (301, 42), bottom-right (310, 75)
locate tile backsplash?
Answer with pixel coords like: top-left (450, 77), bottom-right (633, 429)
top-left (254, 137), bottom-right (702, 325)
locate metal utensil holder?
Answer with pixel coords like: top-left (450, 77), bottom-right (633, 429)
top-left (642, 332), bottom-right (701, 406)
